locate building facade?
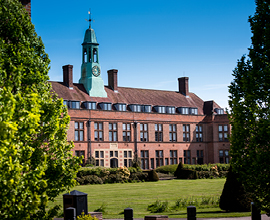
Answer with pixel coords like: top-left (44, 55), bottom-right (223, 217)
top-left (50, 24), bottom-right (230, 169)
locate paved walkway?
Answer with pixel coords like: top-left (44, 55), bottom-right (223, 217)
top-left (55, 214), bottom-right (269, 220)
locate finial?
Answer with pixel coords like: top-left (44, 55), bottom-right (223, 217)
top-left (85, 9), bottom-right (93, 29)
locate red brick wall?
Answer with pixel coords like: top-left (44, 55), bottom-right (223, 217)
top-left (67, 108), bottom-right (230, 168)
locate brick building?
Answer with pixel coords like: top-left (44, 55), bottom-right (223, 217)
top-left (50, 24), bottom-right (230, 169)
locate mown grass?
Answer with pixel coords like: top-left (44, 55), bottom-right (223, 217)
top-left (49, 179), bottom-right (251, 218)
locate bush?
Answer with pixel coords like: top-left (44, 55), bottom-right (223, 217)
top-left (155, 164), bottom-right (178, 174)
top-left (129, 172), bottom-right (148, 182)
top-left (174, 162), bottom-right (197, 179)
top-left (178, 169), bottom-right (198, 179)
top-left (219, 166), bottom-right (252, 212)
top-left (147, 199), bottom-right (169, 213)
top-left (77, 212), bottom-right (98, 220)
top-left (147, 170), bottom-right (159, 181)
top-left (94, 202), bottom-right (108, 214)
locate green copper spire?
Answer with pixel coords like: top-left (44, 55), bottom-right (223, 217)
top-left (79, 12), bottom-right (107, 98)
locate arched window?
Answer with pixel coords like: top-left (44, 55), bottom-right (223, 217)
top-left (83, 50), bottom-right (87, 63)
top-left (93, 48), bottom-right (97, 63)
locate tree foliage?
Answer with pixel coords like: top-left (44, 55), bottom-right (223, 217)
top-left (229, 0), bottom-right (270, 213)
top-left (0, 0), bottom-right (81, 219)
top-left (219, 167), bottom-right (252, 212)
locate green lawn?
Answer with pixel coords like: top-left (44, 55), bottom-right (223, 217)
top-left (50, 179), bottom-right (251, 218)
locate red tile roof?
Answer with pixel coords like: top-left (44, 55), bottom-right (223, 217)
top-left (50, 81), bottom-right (221, 115)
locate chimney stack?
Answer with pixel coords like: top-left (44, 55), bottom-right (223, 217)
top-left (178, 77), bottom-right (189, 96)
top-left (63, 65), bottom-right (73, 89)
top-left (108, 69), bottom-right (118, 92)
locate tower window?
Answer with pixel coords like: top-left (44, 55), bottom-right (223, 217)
top-left (83, 50), bottom-right (87, 63)
top-left (93, 48), bottom-right (98, 63)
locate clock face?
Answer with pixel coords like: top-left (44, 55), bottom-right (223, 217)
top-left (92, 65), bottom-right (101, 77)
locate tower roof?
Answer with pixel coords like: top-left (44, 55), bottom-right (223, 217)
top-left (83, 28), bottom-right (98, 44)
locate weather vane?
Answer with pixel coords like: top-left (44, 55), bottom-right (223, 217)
top-left (86, 9), bottom-right (95, 29)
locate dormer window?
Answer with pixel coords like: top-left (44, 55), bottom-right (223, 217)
top-left (215, 108), bottom-right (224, 115)
top-left (141, 105), bottom-right (152, 113)
top-left (69, 101), bottom-right (80, 109)
top-left (177, 107), bottom-right (189, 114)
top-left (190, 108), bottom-right (198, 115)
top-left (129, 104), bottom-right (141, 112)
top-left (166, 106), bottom-right (175, 114)
top-left (114, 103), bottom-right (126, 111)
top-left (154, 106), bottom-right (166, 114)
top-left (83, 102), bottom-right (96, 110)
top-left (99, 102), bottom-right (112, 111)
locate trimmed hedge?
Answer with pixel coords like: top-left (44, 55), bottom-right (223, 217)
top-left (156, 163), bottom-right (229, 179)
top-left (76, 167), bottom-right (148, 185)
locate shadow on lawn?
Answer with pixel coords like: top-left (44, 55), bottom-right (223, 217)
top-left (169, 210), bottom-right (226, 216)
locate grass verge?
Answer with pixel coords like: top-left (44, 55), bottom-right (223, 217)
top-left (49, 179), bottom-right (251, 218)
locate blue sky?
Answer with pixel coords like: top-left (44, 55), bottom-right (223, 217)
top-left (32, 0), bottom-right (256, 109)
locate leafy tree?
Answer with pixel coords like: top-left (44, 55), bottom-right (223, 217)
top-left (0, 0), bottom-right (81, 219)
top-left (229, 0), bottom-right (270, 213)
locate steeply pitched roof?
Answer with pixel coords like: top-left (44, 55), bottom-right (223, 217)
top-left (50, 81), bottom-right (221, 115)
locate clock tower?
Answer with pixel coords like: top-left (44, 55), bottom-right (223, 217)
top-left (79, 21), bottom-right (107, 97)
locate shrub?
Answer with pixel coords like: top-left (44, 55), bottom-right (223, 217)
top-left (77, 212), bottom-right (98, 220)
top-left (155, 164), bottom-right (178, 174)
top-left (147, 170), bottom-right (159, 181)
top-left (129, 172), bottom-right (148, 182)
top-left (147, 199), bottom-right (169, 213)
top-left (94, 202), bottom-right (108, 214)
top-left (83, 175), bottom-right (103, 185)
top-left (219, 166), bottom-right (252, 212)
top-left (174, 162), bottom-right (197, 179)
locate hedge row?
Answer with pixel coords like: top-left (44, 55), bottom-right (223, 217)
top-left (76, 167), bottom-right (159, 185)
top-left (155, 163), bottom-right (230, 179)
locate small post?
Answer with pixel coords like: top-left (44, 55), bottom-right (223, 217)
top-left (124, 208), bottom-right (133, 220)
top-left (65, 207), bottom-right (76, 220)
top-left (187, 206), bottom-right (196, 220)
top-left (251, 202), bottom-right (261, 220)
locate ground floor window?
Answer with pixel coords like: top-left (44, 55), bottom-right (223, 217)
top-left (151, 158), bottom-right (154, 169)
top-left (141, 150), bottom-right (149, 169)
top-left (219, 150), bottom-right (229, 164)
top-left (155, 150), bottom-right (164, 167)
top-left (197, 150), bottom-right (204, 164)
top-left (124, 150), bottom-right (133, 167)
top-left (170, 150), bottom-right (178, 165)
top-left (95, 150), bottom-right (104, 166)
top-left (184, 150), bottom-right (191, 164)
top-left (75, 150), bottom-right (85, 166)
